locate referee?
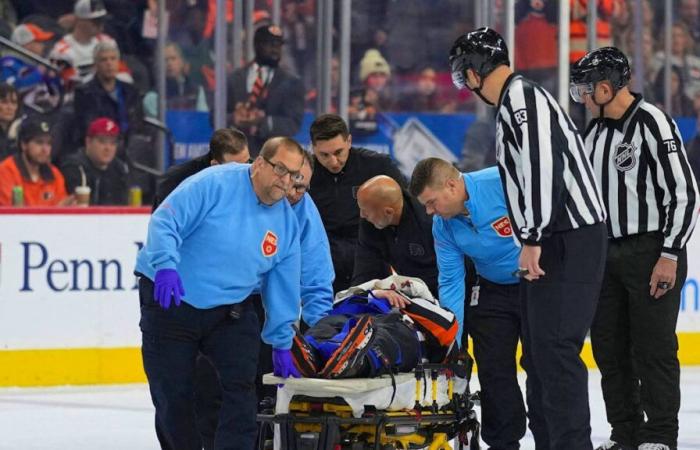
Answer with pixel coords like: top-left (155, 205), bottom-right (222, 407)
top-left (450, 28), bottom-right (608, 450)
top-left (571, 47), bottom-right (700, 450)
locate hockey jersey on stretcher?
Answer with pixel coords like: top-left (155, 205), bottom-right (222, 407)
top-left (291, 275), bottom-right (459, 379)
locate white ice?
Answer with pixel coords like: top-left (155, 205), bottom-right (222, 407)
top-left (1, 368), bottom-right (699, 450)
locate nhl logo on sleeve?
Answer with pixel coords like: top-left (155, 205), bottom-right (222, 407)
top-left (261, 231), bottom-right (278, 257)
top-left (491, 216), bottom-right (513, 237)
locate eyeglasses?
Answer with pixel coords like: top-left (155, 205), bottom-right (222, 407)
top-left (569, 82), bottom-right (594, 104)
top-left (262, 156), bottom-right (304, 182)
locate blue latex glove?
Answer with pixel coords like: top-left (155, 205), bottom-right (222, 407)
top-left (272, 348), bottom-right (301, 378)
top-left (153, 269), bottom-right (185, 309)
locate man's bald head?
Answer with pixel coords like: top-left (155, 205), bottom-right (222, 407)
top-left (357, 175), bottom-right (404, 229)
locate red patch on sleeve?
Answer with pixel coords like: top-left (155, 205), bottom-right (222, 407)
top-left (261, 230), bottom-right (278, 257)
top-left (491, 216), bottom-right (513, 237)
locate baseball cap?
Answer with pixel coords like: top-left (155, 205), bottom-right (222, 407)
top-left (87, 117), bottom-right (120, 137)
top-left (74, 0), bottom-right (108, 20)
top-left (11, 24), bottom-right (54, 46)
top-left (254, 25), bottom-right (284, 45)
top-left (19, 118), bottom-right (52, 143)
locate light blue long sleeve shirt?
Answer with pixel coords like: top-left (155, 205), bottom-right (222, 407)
top-left (292, 194), bottom-right (335, 326)
top-left (433, 167), bottom-right (521, 343)
top-left (135, 163), bottom-right (301, 349)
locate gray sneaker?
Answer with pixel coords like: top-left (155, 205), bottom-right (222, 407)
top-left (638, 444), bottom-right (671, 450)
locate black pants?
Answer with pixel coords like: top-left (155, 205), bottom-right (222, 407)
top-left (139, 278), bottom-right (261, 450)
top-left (520, 223), bottom-right (607, 450)
top-left (468, 279), bottom-right (525, 450)
top-left (194, 296), bottom-right (273, 450)
top-left (591, 232), bottom-right (686, 449)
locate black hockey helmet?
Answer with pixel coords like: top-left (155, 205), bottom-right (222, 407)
top-left (570, 46), bottom-right (631, 103)
top-left (449, 27), bottom-right (510, 90)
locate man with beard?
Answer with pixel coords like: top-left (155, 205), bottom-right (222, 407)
top-left (226, 25), bottom-right (304, 156)
top-left (0, 118), bottom-right (71, 206)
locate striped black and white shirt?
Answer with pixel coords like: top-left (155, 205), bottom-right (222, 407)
top-left (583, 93), bottom-right (700, 254)
top-left (495, 74), bottom-right (606, 245)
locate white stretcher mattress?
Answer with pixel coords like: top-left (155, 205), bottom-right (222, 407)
top-left (263, 372), bottom-right (469, 418)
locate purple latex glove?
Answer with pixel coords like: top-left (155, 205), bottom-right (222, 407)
top-left (272, 348), bottom-right (301, 379)
top-left (153, 269), bottom-right (185, 309)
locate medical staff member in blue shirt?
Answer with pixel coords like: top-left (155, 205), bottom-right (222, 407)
top-left (410, 158), bottom-right (528, 450)
top-left (287, 151), bottom-right (335, 326)
top-left (135, 137), bottom-right (305, 450)
top-left (255, 150), bottom-right (335, 403)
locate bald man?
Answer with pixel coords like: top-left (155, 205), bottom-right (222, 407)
top-left (352, 175), bottom-right (439, 297)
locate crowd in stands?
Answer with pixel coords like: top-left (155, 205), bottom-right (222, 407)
top-left (1, 0), bottom-right (700, 206)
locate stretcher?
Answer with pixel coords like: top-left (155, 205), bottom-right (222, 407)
top-left (257, 362), bottom-right (480, 450)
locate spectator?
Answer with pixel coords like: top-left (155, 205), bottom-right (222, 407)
top-left (652, 22), bottom-right (700, 99)
top-left (679, 0), bottom-right (700, 45)
top-left (0, 118), bottom-right (70, 206)
top-left (358, 48), bottom-right (393, 111)
top-left (49, 0), bottom-right (122, 83)
top-left (397, 67), bottom-right (442, 112)
top-left (227, 25), bottom-right (304, 156)
top-left (170, 1), bottom-right (213, 90)
top-left (0, 83), bottom-right (21, 161)
top-left (11, 23), bottom-right (54, 58)
top-left (515, 0), bottom-right (558, 93)
top-left (280, 0), bottom-right (314, 84)
top-left (626, 26), bottom-right (657, 103)
top-left (654, 65), bottom-right (695, 117)
top-left (570, 0), bottom-right (623, 63)
top-left (143, 42), bottom-right (208, 117)
top-left (60, 117), bottom-right (128, 205)
top-left (73, 40), bottom-right (142, 147)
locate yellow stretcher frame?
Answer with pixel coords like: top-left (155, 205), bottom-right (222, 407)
top-left (256, 363), bottom-right (481, 450)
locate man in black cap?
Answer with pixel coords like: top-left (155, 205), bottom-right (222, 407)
top-left (226, 24), bottom-right (304, 156)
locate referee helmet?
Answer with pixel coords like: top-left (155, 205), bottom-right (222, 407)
top-left (570, 47), bottom-right (631, 103)
top-left (449, 27), bottom-right (510, 90)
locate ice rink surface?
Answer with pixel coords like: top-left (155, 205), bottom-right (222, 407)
top-left (1, 368), bottom-right (699, 450)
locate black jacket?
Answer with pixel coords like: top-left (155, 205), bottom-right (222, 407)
top-left (352, 191), bottom-right (438, 296)
top-left (309, 147), bottom-right (405, 291)
top-left (152, 154), bottom-right (211, 210)
top-left (73, 78), bottom-right (143, 145)
top-left (226, 64), bottom-right (304, 155)
top-left (60, 150), bottom-right (129, 205)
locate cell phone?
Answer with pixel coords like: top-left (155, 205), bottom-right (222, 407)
top-left (512, 268), bottom-right (529, 278)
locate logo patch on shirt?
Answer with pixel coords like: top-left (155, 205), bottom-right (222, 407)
top-left (408, 243), bottom-right (425, 257)
top-left (491, 216), bottom-right (513, 237)
top-left (613, 142), bottom-right (637, 171)
top-left (261, 231), bottom-right (278, 257)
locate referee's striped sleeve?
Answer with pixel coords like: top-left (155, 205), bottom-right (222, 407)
top-left (641, 105), bottom-right (700, 252)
